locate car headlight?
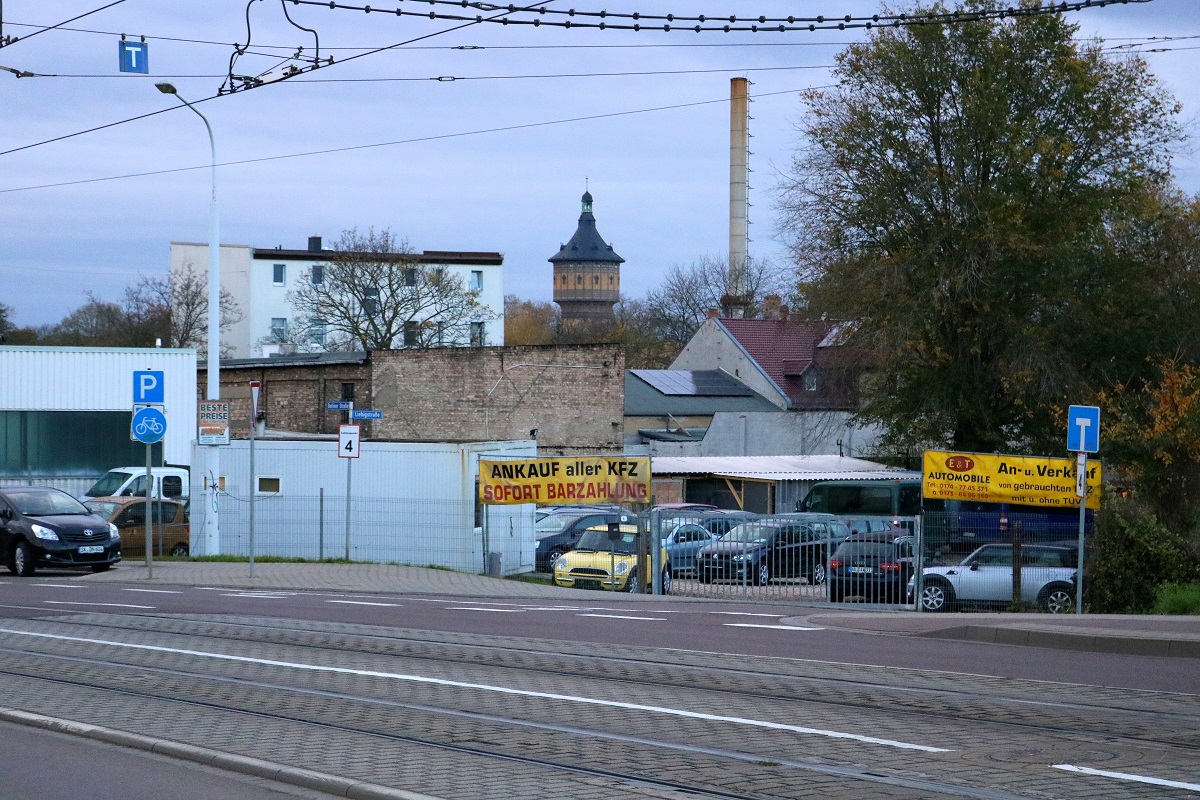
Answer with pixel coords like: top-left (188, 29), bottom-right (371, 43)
top-left (731, 554), bottom-right (749, 562)
top-left (31, 524), bottom-right (59, 541)
top-left (109, 523), bottom-right (120, 539)
top-left (554, 556), bottom-right (569, 571)
top-left (615, 561), bottom-right (630, 576)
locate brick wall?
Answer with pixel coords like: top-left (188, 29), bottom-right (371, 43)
top-left (199, 344), bottom-right (624, 455)
top-left (371, 344), bottom-right (624, 455)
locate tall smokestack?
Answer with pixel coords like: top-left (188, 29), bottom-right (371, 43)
top-left (727, 77), bottom-right (749, 318)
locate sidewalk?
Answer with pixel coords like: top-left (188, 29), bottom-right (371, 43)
top-left (82, 560), bottom-right (1200, 658)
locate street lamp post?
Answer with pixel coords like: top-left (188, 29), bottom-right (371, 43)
top-left (157, 82), bottom-right (221, 556)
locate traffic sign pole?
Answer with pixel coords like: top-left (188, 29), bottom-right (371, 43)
top-left (1067, 405), bottom-right (1100, 616)
top-left (145, 441), bottom-right (153, 579)
top-left (1077, 452), bottom-right (1087, 615)
top-left (249, 381), bottom-right (260, 579)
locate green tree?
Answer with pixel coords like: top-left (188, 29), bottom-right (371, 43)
top-left (778, 1), bottom-right (1186, 454)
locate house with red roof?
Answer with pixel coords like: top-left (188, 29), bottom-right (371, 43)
top-left (664, 314), bottom-right (881, 458)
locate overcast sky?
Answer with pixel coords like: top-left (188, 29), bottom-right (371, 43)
top-left (2, 0), bottom-right (1197, 328)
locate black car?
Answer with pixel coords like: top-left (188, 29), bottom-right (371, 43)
top-left (827, 531), bottom-right (915, 603)
top-left (534, 511), bottom-right (624, 571)
top-left (696, 515), bottom-right (849, 586)
top-left (0, 487), bottom-right (122, 576)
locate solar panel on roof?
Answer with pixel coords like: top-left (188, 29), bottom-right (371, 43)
top-left (632, 370), bottom-right (754, 397)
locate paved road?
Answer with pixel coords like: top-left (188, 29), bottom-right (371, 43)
top-left (0, 565), bottom-right (1197, 799)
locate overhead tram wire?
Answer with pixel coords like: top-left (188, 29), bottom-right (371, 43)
top-left (0, 0), bottom-right (127, 49)
top-left (0, 1), bottom-right (552, 156)
top-left (1, 85), bottom-right (823, 195)
top-left (289, 0), bottom-right (1152, 33)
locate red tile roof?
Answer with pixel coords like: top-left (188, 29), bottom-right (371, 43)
top-left (717, 318), bottom-right (833, 408)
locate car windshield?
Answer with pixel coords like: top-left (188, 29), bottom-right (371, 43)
top-left (574, 529), bottom-right (638, 554)
top-left (84, 501), bottom-right (121, 519)
top-left (833, 542), bottom-right (894, 560)
top-left (535, 515), bottom-right (576, 535)
top-left (721, 523), bottom-right (775, 544)
top-left (87, 471), bottom-right (129, 497)
top-left (7, 490), bottom-right (89, 516)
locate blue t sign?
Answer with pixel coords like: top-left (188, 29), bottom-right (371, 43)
top-left (119, 40), bottom-right (148, 74)
top-left (1067, 405), bottom-right (1100, 453)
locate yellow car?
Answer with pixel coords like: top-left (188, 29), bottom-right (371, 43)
top-left (553, 524), bottom-right (671, 594)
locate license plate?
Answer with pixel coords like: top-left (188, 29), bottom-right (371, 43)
top-left (78, 545), bottom-right (104, 554)
top-left (849, 566), bottom-right (874, 574)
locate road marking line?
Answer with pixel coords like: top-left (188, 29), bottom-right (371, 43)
top-left (724, 623), bottom-right (824, 631)
top-left (1052, 764), bottom-right (1200, 791)
top-left (327, 600), bottom-right (401, 607)
top-left (43, 601), bottom-right (154, 609)
top-left (220, 593), bottom-right (291, 598)
top-left (578, 614), bottom-right (666, 621)
top-left (710, 612), bottom-right (783, 617)
top-left (32, 584), bottom-right (85, 589)
top-left (0, 627), bottom-right (951, 753)
top-left (445, 607), bottom-right (522, 612)
top-left (121, 588), bottom-right (183, 594)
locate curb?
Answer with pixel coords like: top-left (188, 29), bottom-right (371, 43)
top-left (918, 625), bottom-right (1200, 659)
top-left (0, 707), bottom-right (446, 800)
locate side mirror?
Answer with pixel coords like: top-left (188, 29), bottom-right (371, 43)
top-left (0, 508), bottom-right (11, 521)
top-left (968, 562), bottom-right (979, 571)
top-left (607, 522), bottom-right (622, 541)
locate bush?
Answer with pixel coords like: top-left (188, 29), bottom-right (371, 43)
top-left (1152, 583), bottom-right (1200, 615)
top-left (1087, 498), bottom-right (1197, 614)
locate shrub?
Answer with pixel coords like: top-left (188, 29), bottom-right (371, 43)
top-left (1087, 498), bottom-right (1197, 613)
top-left (1152, 583), bottom-right (1200, 615)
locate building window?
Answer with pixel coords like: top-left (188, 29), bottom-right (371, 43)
top-left (470, 322), bottom-right (486, 347)
top-left (308, 318), bottom-right (327, 346)
top-left (576, 275), bottom-right (584, 286)
top-left (362, 287), bottom-right (379, 316)
top-left (403, 321), bottom-right (419, 347)
top-left (270, 318), bottom-right (288, 340)
top-left (561, 276), bottom-right (568, 286)
top-left (593, 275), bottom-right (600, 285)
top-left (609, 276), bottom-right (615, 286)
top-left (311, 264), bottom-right (324, 285)
top-left (256, 476), bottom-right (281, 494)
top-left (403, 268), bottom-right (417, 287)
top-left (435, 321), bottom-right (447, 346)
top-left (273, 264), bottom-right (286, 285)
top-left (804, 369), bottom-right (818, 391)
top-left (340, 382), bottom-right (355, 402)
top-left (471, 270), bottom-right (483, 291)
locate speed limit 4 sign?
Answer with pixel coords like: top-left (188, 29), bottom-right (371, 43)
top-left (338, 424), bottom-right (361, 458)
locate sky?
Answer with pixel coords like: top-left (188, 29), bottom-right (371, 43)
top-left (1, 0), bottom-right (1198, 328)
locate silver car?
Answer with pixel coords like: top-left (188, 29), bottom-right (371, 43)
top-left (913, 543), bottom-right (1078, 613)
top-left (660, 522), bottom-right (719, 577)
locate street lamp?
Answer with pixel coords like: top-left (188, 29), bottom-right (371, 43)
top-left (157, 82), bottom-right (221, 556)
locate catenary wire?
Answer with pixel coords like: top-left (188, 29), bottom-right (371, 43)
top-left (0, 86), bottom-right (820, 194)
top-left (0, 0), bottom-right (128, 48)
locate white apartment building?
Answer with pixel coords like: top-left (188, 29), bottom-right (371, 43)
top-left (170, 236), bottom-right (505, 359)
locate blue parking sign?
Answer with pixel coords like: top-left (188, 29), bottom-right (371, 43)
top-left (119, 40), bottom-right (148, 74)
top-left (133, 371), bottom-right (165, 404)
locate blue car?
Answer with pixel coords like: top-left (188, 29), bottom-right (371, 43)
top-left (660, 521), bottom-right (720, 577)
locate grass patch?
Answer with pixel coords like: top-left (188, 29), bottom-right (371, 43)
top-left (507, 572), bottom-right (554, 586)
top-left (1152, 583), bottom-right (1200, 615)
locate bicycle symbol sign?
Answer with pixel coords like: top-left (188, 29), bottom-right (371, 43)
top-left (131, 407), bottom-right (167, 444)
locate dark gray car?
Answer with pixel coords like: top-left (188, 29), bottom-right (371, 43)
top-left (0, 486), bottom-right (121, 576)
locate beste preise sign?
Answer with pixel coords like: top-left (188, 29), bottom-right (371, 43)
top-left (922, 449), bottom-right (1101, 510)
top-left (480, 457), bottom-right (651, 505)
top-left (198, 400), bottom-right (231, 445)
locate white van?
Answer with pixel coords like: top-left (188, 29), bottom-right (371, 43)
top-left (84, 467), bottom-right (190, 501)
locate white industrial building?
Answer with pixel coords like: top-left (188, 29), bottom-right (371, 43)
top-left (170, 236), bottom-right (506, 360)
top-left (0, 346), bottom-right (198, 496)
top-left (195, 437), bottom-right (536, 575)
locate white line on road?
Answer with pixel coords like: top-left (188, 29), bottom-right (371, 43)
top-left (32, 584), bottom-right (85, 589)
top-left (578, 613), bottom-right (666, 621)
top-left (220, 593), bottom-right (292, 599)
top-left (121, 588), bottom-right (183, 594)
top-left (1052, 764), bottom-right (1200, 792)
top-left (445, 607), bottom-right (522, 612)
top-left (327, 600), bottom-right (401, 607)
top-left (0, 627), bottom-right (951, 753)
top-left (724, 624), bottom-right (824, 631)
top-left (43, 601), bottom-right (155, 609)
top-left (710, 612), bottom-right (784, 618)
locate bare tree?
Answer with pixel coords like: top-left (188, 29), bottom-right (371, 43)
top-left (287, 227), bottom-right (495, 351)
top-left (134, 262), bottom-right (242, 355)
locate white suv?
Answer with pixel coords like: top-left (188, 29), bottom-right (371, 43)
top-left (913, 543), bottom-right (1078, 614)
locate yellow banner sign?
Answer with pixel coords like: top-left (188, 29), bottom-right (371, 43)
top-left (480, 457), bottom-right (651, 505)
top-left (923, 450), bottom-right (1101, 509)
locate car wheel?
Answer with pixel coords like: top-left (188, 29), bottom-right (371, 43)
top-left (545, 549), bottom-right (564, 572)
top-left (660, 569), bottom-right (672, 596)
top-left (90, 564), bottom-right (111, 573)
top-left (170, 542), bottom-right (189, 557)
top-left (809, 562), bottom-right (827, 585)
top-left (625, 569), bottom-right (640, 593)
top-left (755, 561), bottom-right (770, 586)
top-left (919, 580), bottom-right (954, 612)
top-left (698, 570), bottom-right (712, 584)
top-left (12, 541), bottom-right (35, 577)
top-left (1040, 584), bottom-right (1075, 614)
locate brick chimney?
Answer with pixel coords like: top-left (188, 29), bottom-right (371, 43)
top-left (707, 308), bottom-right (720, 319)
